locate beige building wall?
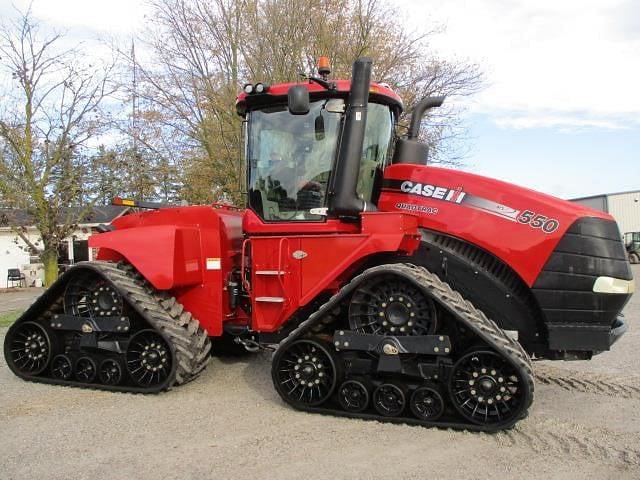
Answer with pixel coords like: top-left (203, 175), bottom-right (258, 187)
top-left (607, 191), bottom-right (640, 235)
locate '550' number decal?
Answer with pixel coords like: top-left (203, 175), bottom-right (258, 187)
top-left (517, 210), bottom-right (560, 233)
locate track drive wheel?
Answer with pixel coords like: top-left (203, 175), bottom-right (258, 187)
top-left (449, 350), bottom-right (528, 426)
top-left (64, 272), bottom-right (123, 319)
top-left (349, 274), bottom-right (437, 335)
top-left (272, 339), bottom-right (339, 407)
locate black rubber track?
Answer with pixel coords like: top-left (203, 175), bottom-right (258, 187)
top-left (271, 263), bottom-right (534, 432)
top-left (3, 261), bottom-right (211, 393)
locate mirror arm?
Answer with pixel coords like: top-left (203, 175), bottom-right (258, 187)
top-left (308, 76), bottom-right (336, 90)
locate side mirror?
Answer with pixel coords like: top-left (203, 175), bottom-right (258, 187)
top-left (288, 85), bottom-right (310, 115)
top-left (314, 114), bottom-right (325, 140)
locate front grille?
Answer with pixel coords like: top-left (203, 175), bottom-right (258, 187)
top-left (532, 217), bottom-right (632, 349)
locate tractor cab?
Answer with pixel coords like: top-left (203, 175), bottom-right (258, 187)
top-left (236, 58), bottom-right (404, 223)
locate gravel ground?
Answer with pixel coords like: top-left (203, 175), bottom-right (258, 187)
top-left (0, 266), bottom-right (638, 480)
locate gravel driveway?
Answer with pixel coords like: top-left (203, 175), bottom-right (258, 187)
top-left (1, 267), bottom-right (638, 480)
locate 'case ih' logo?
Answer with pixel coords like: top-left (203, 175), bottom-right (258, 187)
top-left (400, 181), bottom-right (466, 203)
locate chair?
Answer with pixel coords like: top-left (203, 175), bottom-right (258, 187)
top-left (7, 268), bottom-right (26, 288)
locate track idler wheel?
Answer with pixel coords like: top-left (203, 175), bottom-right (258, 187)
top-left (373, 383), bottom-right (406, 417)
top-left (272, 339), bottom-right (339, 407)
top-left (449, 350), bottom-right (527, 426)
top-left (410, 386), bottom-right (445, 421)
top-left (51, 354), bottom-right (73, 380)
top-left (99, 359), bottom-right (123, 385)
top-left (75, 356), bottom-right (97, 382)
top-left (338, 380), bottom-right (369, 413)
top-left (126, 330), bottom-right (172, 387)
top-left (6, 321), bottom-right (53, 375)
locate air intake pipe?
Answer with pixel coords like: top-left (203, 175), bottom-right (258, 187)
top-left (328, 57), bottom-right (372, 218)
top-left (392, 95), bottom-right (445, 165)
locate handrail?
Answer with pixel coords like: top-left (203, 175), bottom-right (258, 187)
top-left (277, 237), bottom-right (290, 295)
top-left (241, 238), bottom-right (251, 293)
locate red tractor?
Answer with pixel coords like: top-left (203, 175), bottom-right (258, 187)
top-left (4, 58), bottom-right (634, 431)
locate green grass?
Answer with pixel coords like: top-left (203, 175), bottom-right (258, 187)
top-left (0, 310), bottom-right (23, 327)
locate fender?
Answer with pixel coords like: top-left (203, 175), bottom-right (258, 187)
top-left (88, 205), bottom-right (244, 335)
top-left (90, 225), bottom-right (203, 290)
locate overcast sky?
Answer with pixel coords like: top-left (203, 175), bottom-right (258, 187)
top-left (4, 0), bottom-right (639, 199)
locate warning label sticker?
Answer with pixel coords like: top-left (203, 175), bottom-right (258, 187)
top-left (206, 258), bottom-right (221, 270)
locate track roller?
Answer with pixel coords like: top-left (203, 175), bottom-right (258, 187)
top-left (373, 383), bottom-right (406, 417)
top-left (337, 380), bottom-right (369, 412)
top-left (51, 354), bottom-right (73, 380)
top-left (410, 386), bottom-right (444, 421)
top-left (99, 359), bottom-right (123, 385)
top-left (75, 357), bottom-right (97, 383)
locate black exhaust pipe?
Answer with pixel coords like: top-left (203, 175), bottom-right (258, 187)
top-left (392, 95), bottom-right (445, 166)
top-left (328, 57), bottom-right (372, 217)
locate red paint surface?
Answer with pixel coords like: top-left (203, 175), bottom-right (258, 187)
top-left (91, 206), bottom-right (243, 335)
top-left (247, 212), bottom-right (420, 332)
top-left (236, 79), bottom-right (403, 112)
top-left (378, 164), bottom-right (611, 286)
top-left (87, 164), bottom-right (612, 338)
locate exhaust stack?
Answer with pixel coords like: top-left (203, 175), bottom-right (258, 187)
top-left (392, 95), bottom-right (445, 165)
top-left (328, 57), bottom-right (372, 217)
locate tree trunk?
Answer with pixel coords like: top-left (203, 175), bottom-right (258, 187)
top-left (42, 249), bottom-right (59, 287)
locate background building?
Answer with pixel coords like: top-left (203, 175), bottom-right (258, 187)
top-left (571, 190), bottom-right (640, 236)
top-left (0, 206), bottom-right (129, 287)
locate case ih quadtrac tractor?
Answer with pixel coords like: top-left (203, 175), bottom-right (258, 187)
top-left (4, 58), bottom-right (635, 431)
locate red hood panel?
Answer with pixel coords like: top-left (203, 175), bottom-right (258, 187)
top-left (378, 164), bottom-right (612, 286)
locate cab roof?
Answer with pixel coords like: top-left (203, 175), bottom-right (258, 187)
top-left (235, 79), bottom-right (404, 116)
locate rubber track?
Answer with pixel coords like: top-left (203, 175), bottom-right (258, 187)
top-left (6, 261), bottom-right (211, 392)
top-left (104, 261), bottom-right (212, 386)
top-left (273, 263), bottom-right (534, 431)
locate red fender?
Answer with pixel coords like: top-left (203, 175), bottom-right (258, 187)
top-left (89, 225), bottom-right (203, 290)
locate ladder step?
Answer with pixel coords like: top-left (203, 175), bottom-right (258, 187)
top-left (255, 270), bottom-right (286, 275)
top-left (255, 296), bottom-right (285, 303)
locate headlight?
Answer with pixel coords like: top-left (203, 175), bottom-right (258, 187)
top-left (255, 83), bottom-right (269, 94)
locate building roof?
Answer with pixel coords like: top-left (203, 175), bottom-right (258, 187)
top-left (570, 189), bottom-right (640, 202)
top-left (0, 205), bottom-right (130, 228)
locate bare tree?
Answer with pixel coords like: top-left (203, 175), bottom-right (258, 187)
top-left (0, 7), bottom-right (115, 285)
top-left (135, 0), bottom-right (483, 204)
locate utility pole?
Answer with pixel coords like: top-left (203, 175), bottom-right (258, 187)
top-left (131, 39), bottom-right (141, 200)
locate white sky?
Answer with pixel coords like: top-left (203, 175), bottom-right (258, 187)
top-left (12, 0), bottom-right (148, 34)
top-left (10, 0), bottom-right (639, 133)
top-left (3, 0), bottom-right (637, 198)
top-left (401, 0), bottom-right (640, 130)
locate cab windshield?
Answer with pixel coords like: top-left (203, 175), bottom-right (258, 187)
top-left (247, 99), bottom-right (393, 221)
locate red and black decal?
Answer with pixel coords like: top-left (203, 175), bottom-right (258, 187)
top-left (382, 179), bottom-right (560, 233)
